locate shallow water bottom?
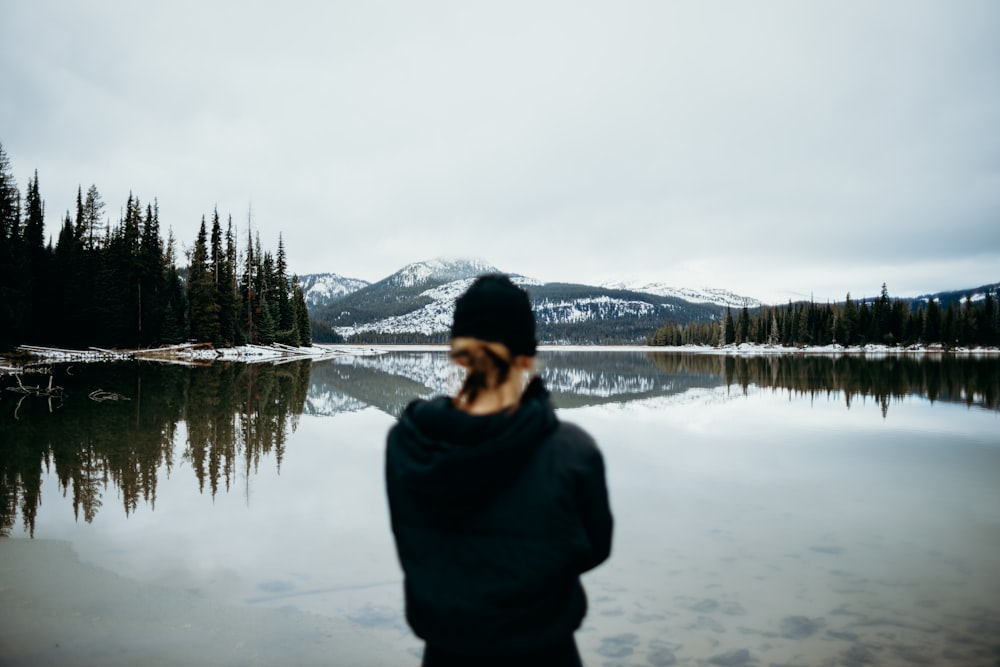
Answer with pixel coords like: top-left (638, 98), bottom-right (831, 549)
top-left (0, 538), bottom-right (407, 667)
top-left (3, 531), bottom-right (998, 667)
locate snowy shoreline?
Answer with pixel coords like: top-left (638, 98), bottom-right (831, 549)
top-left (3, 340), bottom-right (997, 376)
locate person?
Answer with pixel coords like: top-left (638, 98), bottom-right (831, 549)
top-left (385, 273), bottom-right (614, 667)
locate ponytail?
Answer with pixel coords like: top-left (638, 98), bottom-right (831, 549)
top-left (449, 338), bottom-right (513, 406)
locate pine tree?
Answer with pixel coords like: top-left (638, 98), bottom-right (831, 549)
top-left (187, 217), bottom-right (221, 344)
top-left (735, 306), bottom-right (749, 344)
top-left (924, 298), bottom-right (942, 343)
top-left (137, 202), bottom-right (166, 346)
top-left (0, 143), bottom-right (22, 349)
top-left (979, 291), bottom-right (999, 347)
top-left (81, 185), bottom-right (105, 251)
top-left (52, 212), bottom-right (80, 345)
top-left (21, 171), bottom-right (48, 341)
top-left (767, 308), bottom-right (780, 345)
top-left (218, 216), bottom-right (240, 345)
top-left (290, 276), bottom-right (311, 346)
top-left (240, 222), bottom-right (257, 343)
top-left (722, 307), bottom-right (736, 345)
top-left (256, 291), bottom-right (276, 344)
top-left (275, 234), bottom-right (296, 342)
top-left (162, 229), bottom-right (187, 343)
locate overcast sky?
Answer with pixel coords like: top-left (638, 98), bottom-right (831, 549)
top-left (1, 1), bottom-right (997, 303)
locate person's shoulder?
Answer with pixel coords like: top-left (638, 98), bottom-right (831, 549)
top-left (547, 420), bottom-right (601, 457)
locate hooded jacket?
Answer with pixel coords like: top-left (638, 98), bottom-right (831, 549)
top-left (385, 377), bottom-right (613, 657)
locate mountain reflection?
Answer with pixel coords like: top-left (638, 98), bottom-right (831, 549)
top-left (309, 350), bottom-right (999, 415)
top-left (2, 351), bottom-right (996, 535)
top-left (1, 360), bottom-right (311, 537)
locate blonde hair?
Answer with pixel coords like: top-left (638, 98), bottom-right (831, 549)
top-left (449, 337), bottom-right (515, 406)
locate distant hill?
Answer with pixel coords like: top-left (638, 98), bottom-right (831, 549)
top-left (910, 282), bottom-right (1000, 309)
top-left (826, 282), bottom-right (1000, 312)
top-left (300, 259), bottom-right (997, 345)
top-left (304, 258), bottom-right (726, 345)
top-left (601, 280), bottom-right (763, 309)
top-left (298, 273), bottom-right (371, 308)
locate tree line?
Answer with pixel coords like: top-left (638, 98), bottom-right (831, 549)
top-left (0, 142), bottom-right (311, 351)
top-left (649, 284), bottom-right (1000, 349)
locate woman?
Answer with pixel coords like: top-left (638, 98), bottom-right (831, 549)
top-left (385, 274), bottom-right (613, 666)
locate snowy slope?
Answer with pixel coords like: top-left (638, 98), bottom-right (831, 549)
top-left (335, 274), bottom-right (541, 338)
top-left (383, 257), bottom-right (500, 289)
top-left (298, 273), bottom-right (370, 308)
top-left (602, 280), bottom-right (762, 309)
top-left (312, 257), bottom-right (736, 343)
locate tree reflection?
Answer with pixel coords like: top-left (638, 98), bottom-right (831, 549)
top-left (3, 352), bottom-right (994, 537)
top-left (306, 351), bottom-right (999, 417)
top-left (0, 360), bottom-right (311, 537)
top-left (647, 353), bottom-right (999, 415)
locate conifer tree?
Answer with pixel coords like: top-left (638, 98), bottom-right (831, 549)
top-left (767, 308), bottom-right (780, 345)
top-left (722, 307), bottom-right (736, 345)
top-left (275, 235), bottom-right (295, 342)
top-left (0, 143), bottom-right (22, 349)
top-left (217, 216), bottom-right (241, 345)
top-left (162, 229), bottom-right (187, 343)
top-left (924, 298), bottom-right (942, 343)
top-left (137, 202), bottom-right (166, 345)
top-left (187, 217), bottom-right (221, 343)
top-left (240, 223), bottom-right (257, 343)
top-left (21, 171), bottom-right (48, 341)
top-left (735, 306), bottom-right (749, 344)
top-left (81, 185), bottom-right (105, 251)
top-left (979, 292), bottom-right (999, 347)
top-left (256, 291), bottom-right (276, 344)
top-left (293, 280), bottom-right (312, 346)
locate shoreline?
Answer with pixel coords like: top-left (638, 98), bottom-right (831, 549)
top-left (3, 340), bottom-right (998, 376)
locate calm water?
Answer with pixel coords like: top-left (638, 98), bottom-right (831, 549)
top-left (1, 350), bottom-right (999, 666)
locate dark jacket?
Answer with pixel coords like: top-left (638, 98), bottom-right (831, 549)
top-left (385, 377), bottom-right (613, 657)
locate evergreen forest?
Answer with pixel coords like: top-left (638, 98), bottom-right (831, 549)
top-left (649, 284), bottom-right (1000, 349)
top-left (0, 143), bottom-right (311, 352)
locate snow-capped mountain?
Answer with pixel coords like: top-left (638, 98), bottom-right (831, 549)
top-left (298, 272), bottom-right (370, 308)
top-left (601, 280), bottom-right (762, 309)
top-left (304, 257), bottom-right (996, 345)
top-left (306, 257), bottom-right (724, 344)
top-left (382, 257), bottom-right (502, 289)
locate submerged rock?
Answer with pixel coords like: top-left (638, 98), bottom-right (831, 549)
top-left (646, 644), bottom-right (677, 666)
top-left (841, 644), bottom-right (877, 666)
top-left (597, 633), bottom-right (640, 658)
top-left (692, 598), bottom-right (720, 613)
top-left (707, 648), bottom-right (754, 665)
top-left (780, 615), bottom-right (823, 639)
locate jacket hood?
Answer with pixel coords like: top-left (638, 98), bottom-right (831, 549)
top-left (387, 377), bottom-right (558, 503)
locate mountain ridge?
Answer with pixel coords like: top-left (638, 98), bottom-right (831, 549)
top-left (299, 258), bottom-right (998, 346)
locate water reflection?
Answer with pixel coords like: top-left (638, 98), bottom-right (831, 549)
top-left (655, 352), bottom-right (1000, 415)
top-left (311, 350), bottom-right (1000, 414)
top-left (1, 351), bottom-right (996, 536)
top-left (1, 360), bottom-right (311, 536)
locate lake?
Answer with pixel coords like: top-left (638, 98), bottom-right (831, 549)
top-left (1, 349), bottom-right (999, 666)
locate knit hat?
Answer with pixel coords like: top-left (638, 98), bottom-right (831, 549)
top-left (451, 274), bottom-right (538, 356)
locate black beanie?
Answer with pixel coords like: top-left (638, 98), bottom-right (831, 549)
top-left (451, 274), bottom-right (538, 357)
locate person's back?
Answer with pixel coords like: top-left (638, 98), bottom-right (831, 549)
top-left (385, 274), bottom-right (613, 666)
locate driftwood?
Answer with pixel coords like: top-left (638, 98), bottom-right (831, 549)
top-left (4, 373), bottom-right (64, 398)
top-left (89, 389), bottom-right (131, 402)
top-left (3, 374), bottom-right (65, 418)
